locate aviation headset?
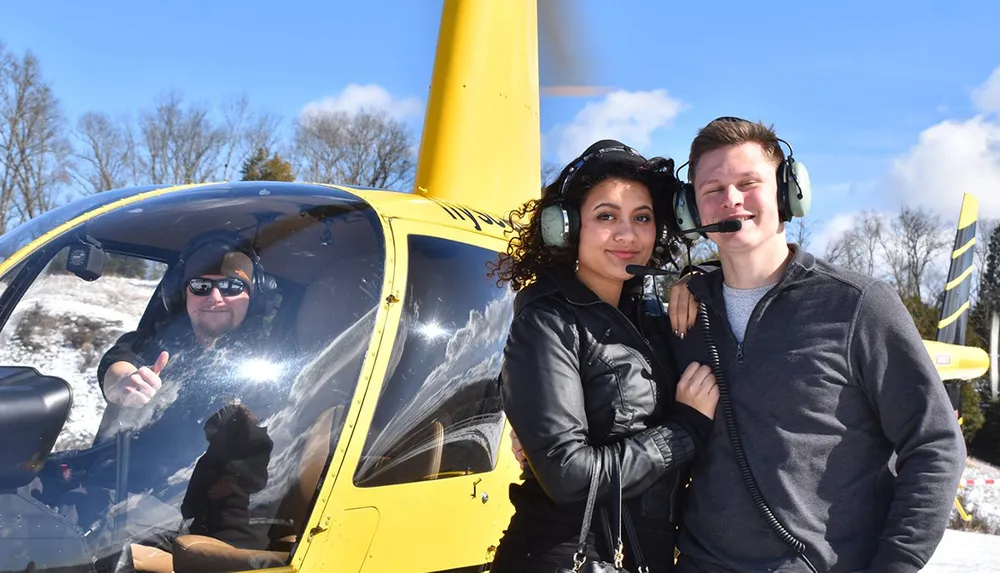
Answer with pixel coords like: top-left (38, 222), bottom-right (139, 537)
top-left (539, 143), bottom-right (676, 255)
top-left (160, 230), bottom-right (277, 316)
top-left (672, 116), bottom-right (812, 241)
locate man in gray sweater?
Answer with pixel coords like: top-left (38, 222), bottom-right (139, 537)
top-left (667, 116), bottom-right (966, 572)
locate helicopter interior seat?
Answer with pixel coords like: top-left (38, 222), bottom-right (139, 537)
top-left (131, 543), bottom-right (175, 573)
top-left (292, 253), bottom-right (382, 353)
top-left (361, 418), bottom-right (446, 484)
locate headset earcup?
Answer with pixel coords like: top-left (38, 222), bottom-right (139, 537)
top-left (566, 206), bottom-right (580, 245)
top-left (161, 264), bottom-right (182, 313)
top-left (673, 184), bottom-right (702, 241)
top-left (540, 204), bottom-right (570, 247)
top-left (786, 159), bottom-right (812, 219)
top-left (251, 267), bottom-right (278, 317)
top-left (776, 161), bottom-right (791, 222)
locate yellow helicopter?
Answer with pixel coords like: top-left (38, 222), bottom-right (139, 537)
top-left (0, 2), bottom-right (993, 573)
top-left (0, 2), bottom-right (556, 572)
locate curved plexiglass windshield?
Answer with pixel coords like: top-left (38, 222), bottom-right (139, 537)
top-left (0, 182), bottom-right (384, 572)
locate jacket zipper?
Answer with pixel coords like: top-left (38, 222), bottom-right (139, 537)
top-left (705, 290), bottom-right (774, 366)
top-left (570, 297), bottom-right (682, 523)
top-left (703, 302), bottom-right (744, 364)
top-left (610, 304), bottom-right (672, 379)
top-left (569, 298), bottom-right (672, 379)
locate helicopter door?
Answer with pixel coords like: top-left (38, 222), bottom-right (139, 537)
top-left (294, 219), bottom-right (521, 573)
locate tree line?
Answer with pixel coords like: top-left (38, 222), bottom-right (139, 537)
top-left (0, 42), bottom-right (416, 235)
top-left (5, 40), bottom-right (1000, 456)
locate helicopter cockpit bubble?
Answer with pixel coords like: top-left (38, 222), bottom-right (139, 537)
top-left (0, 182), bottom-right (385, 572)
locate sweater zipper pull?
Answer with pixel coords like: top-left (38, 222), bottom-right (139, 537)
top-left (736, 343), bottom-right (744, 364)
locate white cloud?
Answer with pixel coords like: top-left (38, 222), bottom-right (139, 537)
top-left (301, 83), bottom-right (423, 120)
top-left (972, 66), bottom-right (1000, 117)
top-left (888, 117), bottom-right (1000, 220)
top-left (810, 211), bottom-right (859, 257)
top-left (887, 65), bottom-right (1000, 222)
top-left (546, 89), bottom-right (687, 163)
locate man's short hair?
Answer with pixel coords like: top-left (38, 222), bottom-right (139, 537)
top-left (688, 117), bottom-right (784, 186)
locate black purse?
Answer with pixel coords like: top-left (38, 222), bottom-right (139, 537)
top-left (556, 454), bottom-right (649, 573)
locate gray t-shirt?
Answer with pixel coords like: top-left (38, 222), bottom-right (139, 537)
top-left (722, 282), bottom-right (774, 343)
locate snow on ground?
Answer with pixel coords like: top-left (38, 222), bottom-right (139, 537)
top-left (0, 272), bottom-right (159, 451)
top-left (953, 457), bottom-right (1000, 536)
top-left (925, 530), bottom-right (1000, 571)
top-left (1, 270), bottom-right (1000, 570)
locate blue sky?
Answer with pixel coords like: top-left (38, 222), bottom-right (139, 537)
top-left (3, 0), bottom-right (1000, 255)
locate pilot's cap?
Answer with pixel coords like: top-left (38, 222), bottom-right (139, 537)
top-left (183, 242), bottom-right (254, 289)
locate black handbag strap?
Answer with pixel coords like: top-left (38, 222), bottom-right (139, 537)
top-left (572, 454), bottom-right (627, 571)
top-left (622, 506), bottom-right (648, 573)
top-left (571, 456), bottom-right (603, 570)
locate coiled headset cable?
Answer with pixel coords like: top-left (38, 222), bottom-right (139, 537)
top-left (696, 303), bottom-right (820, 573)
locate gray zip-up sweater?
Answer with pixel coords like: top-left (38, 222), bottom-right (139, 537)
top-left (670, 246), bottom-right (965, 573)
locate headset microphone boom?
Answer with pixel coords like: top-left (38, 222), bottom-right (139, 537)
top-left (625, 219), bottom-right (742, 277)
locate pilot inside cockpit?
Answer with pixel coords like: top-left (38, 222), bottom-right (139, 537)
top-left (42, 232), bottom-right (286, 560)
top-left (98, 231), bottom-right (272, 409)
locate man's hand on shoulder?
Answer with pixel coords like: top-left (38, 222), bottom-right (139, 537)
top-left (668, 274), bottom-right (699, 338)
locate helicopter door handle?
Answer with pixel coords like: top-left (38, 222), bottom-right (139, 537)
top-left (472, 478), bottom-right (488, 503)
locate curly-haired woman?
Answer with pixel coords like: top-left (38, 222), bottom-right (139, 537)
top-left (488, 140), bottom-right (718, 573)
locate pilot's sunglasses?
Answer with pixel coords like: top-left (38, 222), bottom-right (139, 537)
top-left (187, 277), bottom-right (248, 297)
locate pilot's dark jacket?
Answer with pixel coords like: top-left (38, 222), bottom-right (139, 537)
top-left (493, 271), bottom-right (712, 573)
top-left (91, 315), bottom-right (277, 496)
top-left (182, 403), bottom-right (274, 549)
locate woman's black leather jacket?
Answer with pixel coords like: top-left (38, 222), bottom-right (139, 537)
top-left (499, 271), bottom-right (712, 526)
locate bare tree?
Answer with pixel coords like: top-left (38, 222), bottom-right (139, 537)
top-left (972, 217), bottom-right (998, 303)
top-left (71, 111), bottom-right (132, 194)
top-left (0, 45), bottom-right (71, 233)
top-left (825, 211), bottom-right (886, 278)
top-left (131, 91), bottom-right (226, 185)
top-left (879, 206), bottom-right (948, 301)
top-left (542, 161), bottom-right (561, 186)
top-left (0, 45), bottom-right (13, 231)
top-left (217, 94), bottom-right (282, 181)
top-left (787, 217), bottom-right (817, 251)
top-left (294, 109), bottom-right (414, 189)
top-left (293, 111), bottom-right (346, 184)
top-left (975, 218), bottom-right (998, 275)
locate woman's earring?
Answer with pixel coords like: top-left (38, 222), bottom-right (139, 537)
top-left (575, 259), bottom-right (579, 273)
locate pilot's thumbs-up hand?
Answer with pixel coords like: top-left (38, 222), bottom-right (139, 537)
top-left (117, 351), bottom-right (169, 409)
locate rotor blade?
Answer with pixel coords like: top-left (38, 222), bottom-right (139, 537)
top-left (538, 0), bottom-right (609, 97)
top-left (990, 312), bottom-right (998, 400)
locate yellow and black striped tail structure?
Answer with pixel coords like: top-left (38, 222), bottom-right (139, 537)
top-left (937, 193), bottom-right (978, 346)
top-left (937, 193), bottom-right (978, 418)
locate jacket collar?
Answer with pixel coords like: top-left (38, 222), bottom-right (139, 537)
top-left (687, 243), bottom-right (814, 310)
top-left (514, 270), bottom-right (644, 315)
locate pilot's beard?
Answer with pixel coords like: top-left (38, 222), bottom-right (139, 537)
top-left (192, 316), bottom-right (235, 345)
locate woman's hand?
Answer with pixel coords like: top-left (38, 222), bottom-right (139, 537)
top-left (675, 362), bottom-right (719, 420)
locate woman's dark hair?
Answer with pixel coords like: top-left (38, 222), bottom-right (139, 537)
top-left (488, 153), bottom-right (680, 291)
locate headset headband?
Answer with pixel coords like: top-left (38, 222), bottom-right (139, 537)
top-left (556, 144), bottom-right (646, 200)
top-left (674, 128), bottom-right (796, 183)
